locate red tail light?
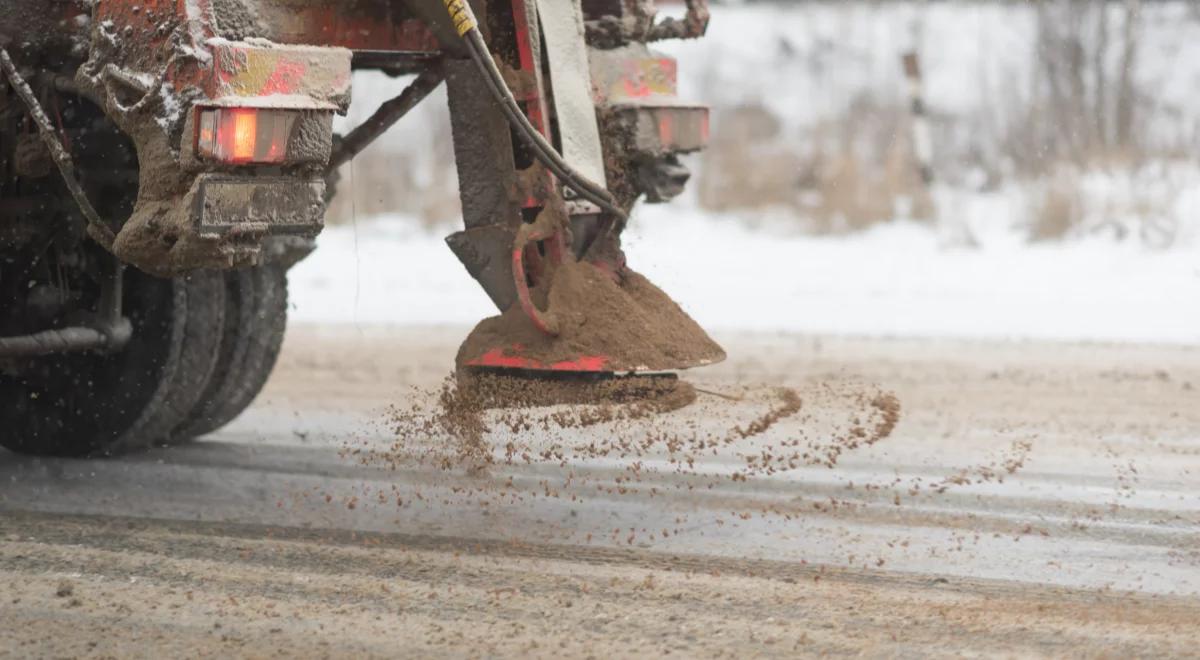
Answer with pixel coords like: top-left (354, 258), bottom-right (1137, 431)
top-left (196, 108), bottom-right (298, 164)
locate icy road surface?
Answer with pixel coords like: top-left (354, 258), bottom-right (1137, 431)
top-left (1, 326), bottom-right (1198, 657)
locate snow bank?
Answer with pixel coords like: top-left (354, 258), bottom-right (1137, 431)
top-left (290, 205), bottom-right (1200, 344)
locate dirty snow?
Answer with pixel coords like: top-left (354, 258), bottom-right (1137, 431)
top-left (289, 203), bottom-right (1200, 344)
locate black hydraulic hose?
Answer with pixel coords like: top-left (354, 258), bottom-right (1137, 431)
top-left (442, 0), bottom-right (627, 220)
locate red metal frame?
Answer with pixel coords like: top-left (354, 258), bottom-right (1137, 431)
top-left (92, 0), bottom-right (440, 69)
top-left (466, 346), bottom-right (610, 372)
top-left (511, 225), bottom-right (562, 337)
top-left (251, 6), bottom-right (440, 53)
top-left (509, 0), bottom-right (557, 210)
top-left (503, 0), bottom-right (573, 341)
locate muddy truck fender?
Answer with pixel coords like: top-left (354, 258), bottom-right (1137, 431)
top-left (66, 0), bottom-right (352, 276)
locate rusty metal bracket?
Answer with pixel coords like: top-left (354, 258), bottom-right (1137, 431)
top-left (511, 213), bottom-right (565, 337)
top-left (328, 65), bottom-right (444, 171)
top-left (0, 255), bottom-right (132, 358)
top-left (646, 0), bottom-right (710, 41)
top-left (586, 0), bottom-right (709, 47)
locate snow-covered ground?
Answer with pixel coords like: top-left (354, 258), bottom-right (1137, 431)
top-left (291, 203), bottom-right (1200, 344)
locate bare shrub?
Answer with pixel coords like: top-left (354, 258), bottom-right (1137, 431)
top-left (697, 105), bottom-right (802, 211)
top-left (1029, 169), bottom-right (1083, 242)
top-left (1028, 162), bottom-right (1181, 246)
top-left (698, 96), bottom-right (932, 233)
top-left (1008, 0), bottom-right (1146, 176)
top-left (809, 153), bottom-right (889, 232)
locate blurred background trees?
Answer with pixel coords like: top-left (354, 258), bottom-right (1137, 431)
top-left (330, 0), bottom-right (1200, 248)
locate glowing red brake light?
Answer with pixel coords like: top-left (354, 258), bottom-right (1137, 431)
top-left (196, 108), bottom-right (298, 164)
top-left (232, 109), bottom-right (258, 161)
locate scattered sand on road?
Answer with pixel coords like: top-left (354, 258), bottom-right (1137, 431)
top-left (325, 368), bottom-right (1040, 549)
top-left (328, 371), bottom-right (924, 543)
top-left (5, 329), bottom-right (1200, 657)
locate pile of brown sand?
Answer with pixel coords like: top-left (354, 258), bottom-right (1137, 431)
top-left (456, 261), bottom-right (725, 372)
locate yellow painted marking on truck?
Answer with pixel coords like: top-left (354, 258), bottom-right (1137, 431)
top-left (443, 0), bottom-right (477, 37)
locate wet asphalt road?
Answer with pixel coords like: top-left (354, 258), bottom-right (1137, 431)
top-left (2, 326), bottom-right (1199, 656)
top-left (4, 326), bottom-right (1199, 593)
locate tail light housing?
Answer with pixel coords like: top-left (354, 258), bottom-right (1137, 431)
top-left (195, 108), bottom-right (300, 164)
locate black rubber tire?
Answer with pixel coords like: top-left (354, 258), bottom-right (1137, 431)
top-left (0, 90), bottom-right (228, 457)
top-left (172, 265), bottom-right (288, 440)
top-left (111, 270), bottom-right (226, 453)
top-left (0, 269), bottom-right (225, 457)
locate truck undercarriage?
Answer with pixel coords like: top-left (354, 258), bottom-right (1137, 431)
top-left (0, 0), bottom-right (721, 456)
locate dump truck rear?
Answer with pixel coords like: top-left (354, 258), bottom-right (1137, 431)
top-left (0, 0), bottom-right (718, 456)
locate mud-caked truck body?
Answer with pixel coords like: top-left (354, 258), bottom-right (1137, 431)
top-left (0, 0), bottom-right (714, 456)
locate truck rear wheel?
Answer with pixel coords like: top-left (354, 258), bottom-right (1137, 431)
top-left (0, 269), bottom-right (225, 457)
top-left (172, 265), bottom-right (288, 441)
